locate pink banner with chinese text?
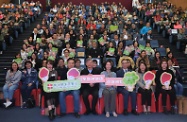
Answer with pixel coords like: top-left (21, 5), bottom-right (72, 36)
top-left (79, 75), bottom-right (105, 83)
top-left (105, 78), bottom-right (124, 86)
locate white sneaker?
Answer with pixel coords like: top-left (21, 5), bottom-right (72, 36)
top-left (6, 101), bottom-right (12, 108)
top-left (3, 102), bottom-right (7, 106)
top-left (106, 112), bottom-right (110, 117)
top-left (0, 51), bottom-right (2, 54)
top-left (112, 112), bottom-right (118, 117)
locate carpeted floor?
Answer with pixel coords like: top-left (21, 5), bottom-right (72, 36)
top-left (0, 107), bottom-right (187, 122)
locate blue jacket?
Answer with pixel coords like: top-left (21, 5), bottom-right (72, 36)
top-left (21, 68), bottom-right (38, 85)
top-left (140, 26), bottom-right (152, 35)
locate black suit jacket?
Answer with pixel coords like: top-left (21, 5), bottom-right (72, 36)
top-left (80, 68), bottom-right (100, 91)
top-left (30, 33), bottom-right (41, 41)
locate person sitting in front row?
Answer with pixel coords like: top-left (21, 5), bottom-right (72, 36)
top-left (21, 61), bottom-right (38, 108)
top-left (81, 58), bottom-right (100, 115)
top-left (3, 62), bottom-right (22, 108)
top-left (117, 59), bottom-right (138, 115)
top-left (99, 60), bottom-right (117, 117)
top-left (59, 58), bottom-right (81, 118)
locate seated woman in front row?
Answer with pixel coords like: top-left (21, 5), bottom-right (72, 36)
top-left (155, 58), bottom-right (176, 115)
top-left (136, 60), bottom-right (155, 114)
top-left (3, 62), bottom-right (22, 108)
top-left (99, 60), bottom-right (117, 118)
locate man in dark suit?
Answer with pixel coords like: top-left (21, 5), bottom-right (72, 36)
top-left (30, 28), bottom-right (41, 42)
top-left (80, 58), bottom-right (100, 115)
top-left (116, 59), bottom-right (138, 115)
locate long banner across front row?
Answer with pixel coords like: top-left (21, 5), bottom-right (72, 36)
top-left (39, 67), bottom-right (172, 93)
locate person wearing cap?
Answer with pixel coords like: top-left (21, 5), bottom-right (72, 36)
top-left (20, 61), bottom-right (38, 108)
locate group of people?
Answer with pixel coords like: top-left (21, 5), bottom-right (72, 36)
top-left (0, 1), bottom-right (42, 54)
top-left (133, 0), bottom-right (187, 52)
top-left (1, 0), bottom-right (185, 121)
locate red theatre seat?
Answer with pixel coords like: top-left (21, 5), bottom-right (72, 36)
top-left (99, 96), bottom-right (118, 114)
top-left (79, 95), bottom-right (101, 115)
top-left (157, 94), bottom-right (171, 112)
top-left (36, 89), bottom-right (41, 106)
top-left (41, 94), bottom-right (102, 115)
top-left (116, 94), bottom-right (133, 114)
top-left (137, 93), bottom-right (156, 113)
top-left (13, 89), bottom-right (21, 106)
top-left (20, 89), bottom-right (37, 106)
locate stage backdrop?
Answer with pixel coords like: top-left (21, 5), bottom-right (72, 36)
top-left (28, 0), bottom-right (132, 12)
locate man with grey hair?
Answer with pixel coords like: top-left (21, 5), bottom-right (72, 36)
top-left (80, 58), bottom-right (100, 115)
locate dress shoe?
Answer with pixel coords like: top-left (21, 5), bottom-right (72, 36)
top-left (84, 110), bottom-right (91, 115)
top-left (123, 109), bottom-right (128, 115)
top-left (48, 110), bottom-right (54, 121)
top-left (132, 110), bottom-right (139, 115)
top-left (59, 113), bottom-right (66, 117)
top-left (74, 113), bottom-right (80, 118)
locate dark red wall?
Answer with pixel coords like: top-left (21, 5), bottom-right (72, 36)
top-left (28, 0), bottom-right (132, 11)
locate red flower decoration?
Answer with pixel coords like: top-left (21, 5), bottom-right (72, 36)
top-left (143, 71), bottom-right (155, 81)
top-left (160, 72), bottom-right (172, 85)
top-left (67, 68), bottom-right (80, 79)
top-left (39, 67), bottom-right (49, 82)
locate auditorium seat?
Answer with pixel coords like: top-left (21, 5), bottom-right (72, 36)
top-left (150, 40), bottom-right (159, 48)
top-left (79, 95), bottom-right (101, 115)
top-left (157, 94), bottom-right (172, 113)
top-left (13, 89), bottom-right (21, 106)
top-left (99, 96), bottom-right (118, 114)
top-left (156, 47), bottom-right (166, 57)
top-left (116, 94), bottom-right (133, 114)
top-left (137, 93), bottom-right (156, 113)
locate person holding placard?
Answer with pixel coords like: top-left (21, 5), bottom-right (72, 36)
top-left (42, 60), bottom-right (58, 120)
top-left (105, 42), bottom-right (117, 57)
top-left (81, 58), bottom-right (100, 115)
top-left (99, 60), bottom-right (117, 117)
top-left (136, 61), bottom-right (155, 113)
top-left (117, 59), bottom-right (138, 115)
top-left (155, 58), bottom-right (176, 114)
top-left (59, 58), bottom-right (80, 118)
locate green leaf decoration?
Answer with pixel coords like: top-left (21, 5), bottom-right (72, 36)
top-left (28, 50), bottom-right (34, 57)
top-left (139, 45), bottom-right (145, 51)
top-left (145, 47), bottom-right (152, 54)
top-left (110, 25), bottom-right (118, 32)
top-left (43, 80), bottom-right (81, 92)
top-left (48, 56), bottom-right (55, 61)
top-left (123, 50), bottom-right (130, 55)
top-left (36, 38), bottom-right (41, 44)
top-left (77, 40), bottom-right (83, 47)
top-left (98, 37), bottom-right (104, 43)
top-left (69, 52), bottom-right (75, 58)
top-left (122, 71), bottom-right (139, 86)
top-left (109, 48), bottom-right (115, 53)
top-left (13, 58), bottom-right (22, 64)
top-left (52, 47), bottom-right (58, 53)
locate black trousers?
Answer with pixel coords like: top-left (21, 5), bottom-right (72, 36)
top-left (0, 41), bottom-right (3, 51)
top-left (160, 88), bottom-right (176, 106)
top-left (82, 88), bottom-right (98, 112)
top-left (138, 87), bottom-right (152, 106)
